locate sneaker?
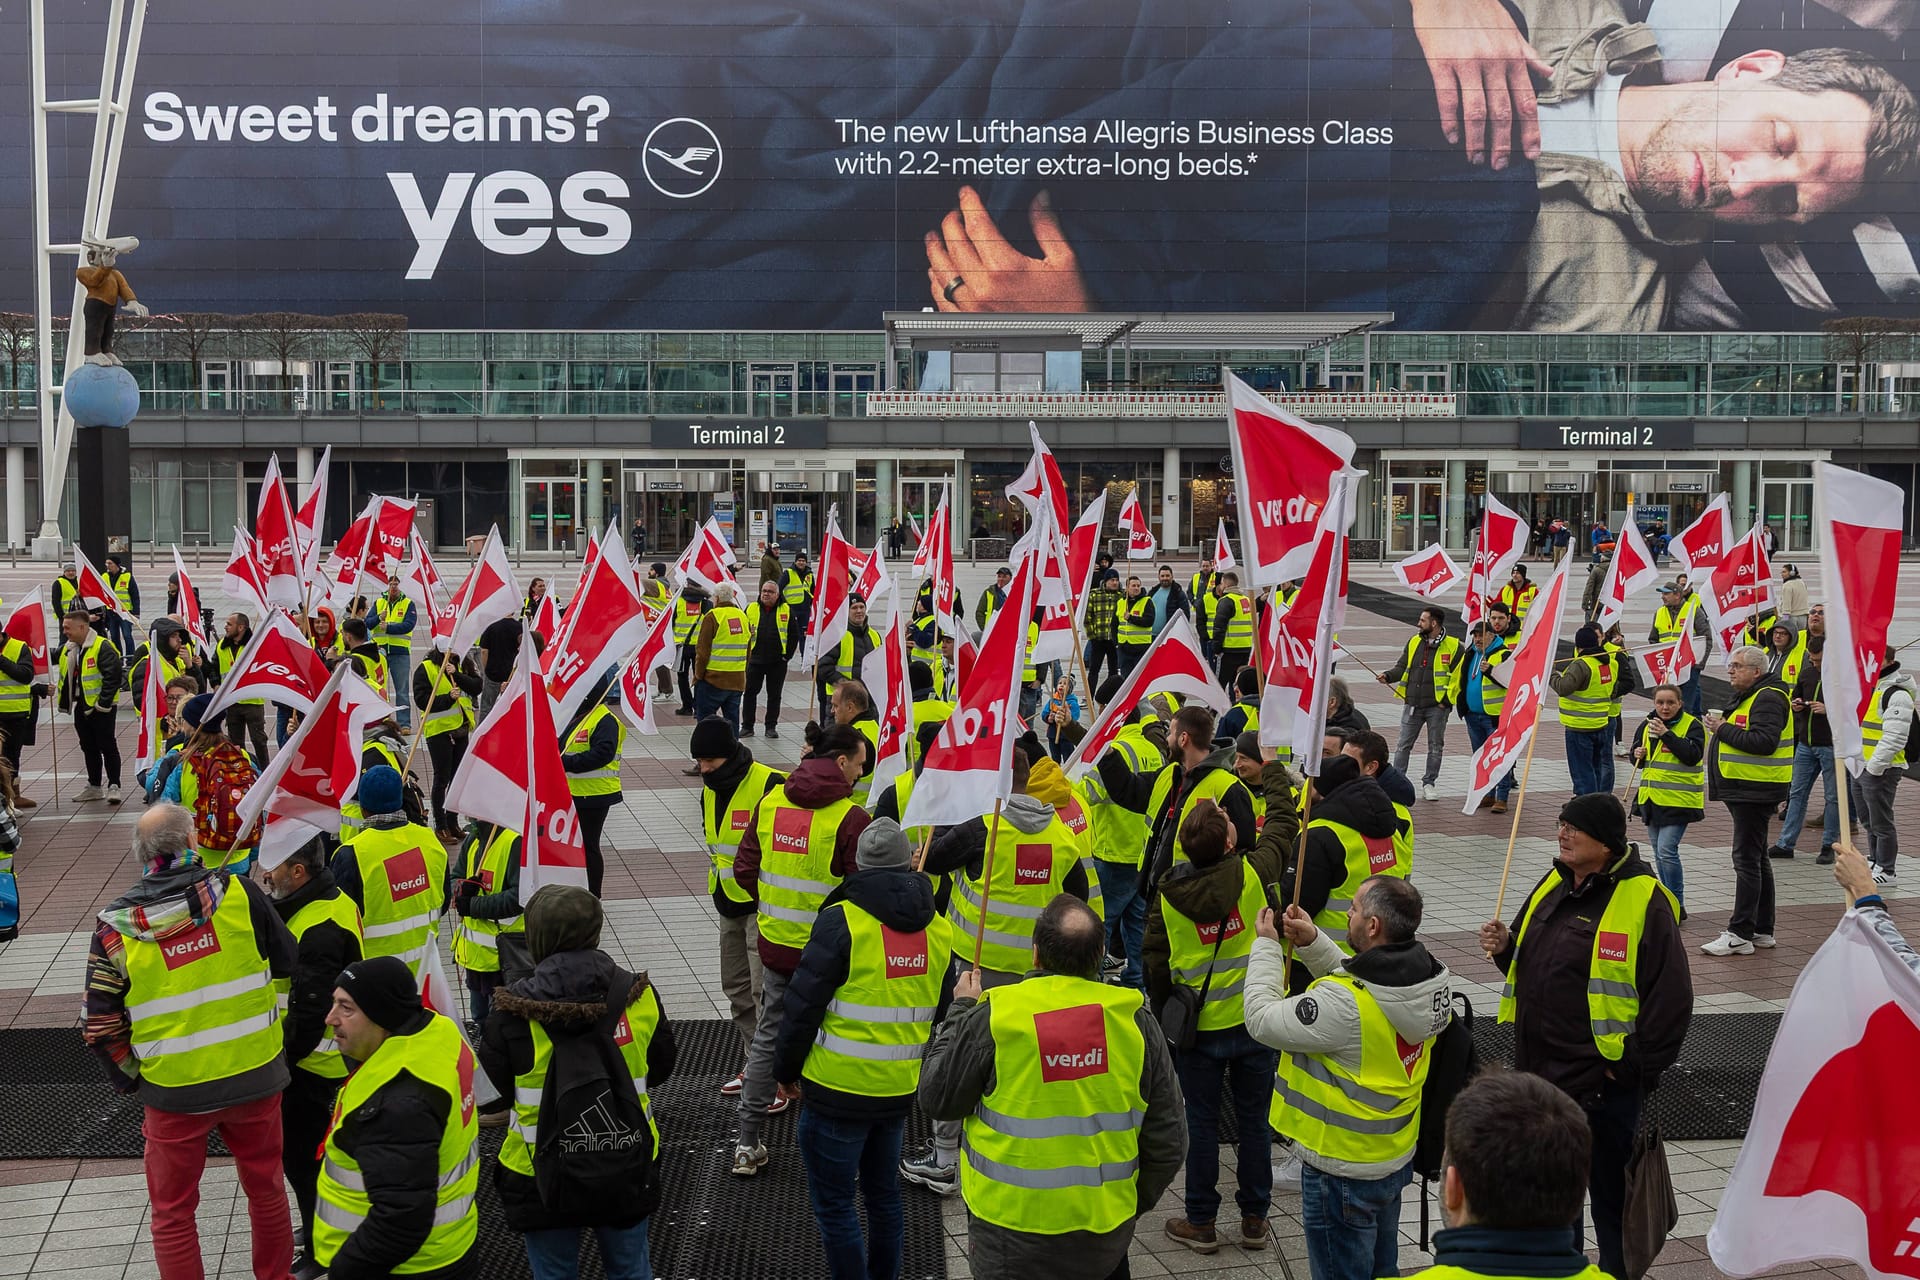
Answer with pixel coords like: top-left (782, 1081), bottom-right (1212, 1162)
top-left (730, 1143), bottom-right (769, 1178)
top-left (106, 785), bottom-right (121, 806)
top-left (1272, 1147), bottom-right (1304, 1193)
top-left (1752, 934), bottom-right (1777, 949)
top-left (73, 785), bottom-right (104, 802)
top-left (1101, 953), bottom-right (1126, 977)
top-left (766, 1083), bottom-right (798, 1115)
top-left (1422, 783), bottom-right (1438, 802)
top-left (1871, 865), bottom-right (1898, 886)
top-left (720, 1071), bottom-right (746, 1097)
top-left (1815, 847), bottom-right (1836, 866)
top-left (742, 725), bottom-right (756, 737)
top-left (1240, 1216), bottom-right (1270, 1251)
top-left (292, 1255), bottom-right (327, 1280)
top-left (1490, 798), bottom-right (1508, 814)
top-left (1700, 931), bottom-right (1755, 957)
top-left (674, 706), bottom-right (695, 717)
top-left (1767, 844), bottom-right (1795, 860)
top-left (1164, 1217), bottom-right (1219, 1254)
top-left (900, 1146), bottom-right (958, 1195)
top-left (765, 726), bottom-right (779, 739)
top-left (477, 1106), bottom-right (510, 1128)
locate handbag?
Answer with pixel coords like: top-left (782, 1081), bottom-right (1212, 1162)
top-left (1158, 916), bottom-right (1229, 1053)
top-left (1622, 1115), bottom-right (1679, 1280)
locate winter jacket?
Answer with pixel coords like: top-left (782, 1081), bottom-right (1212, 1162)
top-left (58, 627), bottom-right (127, 713)
top-left (1143, 852), bottom-right (1279, 1015)
top-left (1325, 700), bottom-right (1370, 734)
top-left (1708, 676), bottom-right (1793, 805)
top-left (82, 861), bottom-right (296, 1110)
top-left (1252, 761), bottom-right (1303, 876)
top-left (559, 695), bottom-right (623, 810)
top-left (733, 756), bottom-right (872, 973)
top-left (323, 1009), bottom-right (477, 1280)
top-left (918, 970), bottom-right (1187, 1279)
top-left (701, 745), bottom-right (785, 919)
top-left (1865, 667), bottom-right (1917, 778)
top-left (125, 618), bottom-right (199, 708)
top-left (759, 550), bottom-right (782, 586)
top-left (1791, 666), bottom-right (1832, 748)
top-left (1243, 929), bottom-right (1453, 1178)
top-left (1424, 1226), bottom-right (1600, 1280)
top-left (479, 949), bottom-right (678, 1231)
top-left (412, 653), bottom-right (482, 720)
top-left (693, 610), bottom-right (747, 693)
top-left (921, 792), bottom-right (1091, 916)
top-left (1777, 575), bottom-right (1811, 619)
top-left (1095, 746), bottom-right (1257, 891)
top-left (1632, 712), bottom-right (1706, 828)
top-left (1491, 848), bottom-right (1693, 1103)
top-left (270, 871), bottom-right (363, 1071)
top-left (1373, 764), bottom-right (1416, 809)
top-left (771, 867), bottom-right (958, 1117)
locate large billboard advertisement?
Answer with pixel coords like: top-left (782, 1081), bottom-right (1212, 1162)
top-left (2, 0), bottom-right (1916, 332)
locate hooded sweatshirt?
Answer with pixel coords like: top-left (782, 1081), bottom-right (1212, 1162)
top-left (1243, 927), bottom-right (1453, 1179)
top-left (83, 857), bottom-right (296, 1110)
top-left (1143, 851), bottom-right (1280, 1015)
top-left (732, 755), bottom-right (872, 973)
top-left (1280, 773), bottom-right (1399, 979)
top-left (921, 791), bottom-right (1091, 904)
top-left (771, 867), bottom-right (958, 1119)
top-left (1866, 663), bottom-right (1916, 778)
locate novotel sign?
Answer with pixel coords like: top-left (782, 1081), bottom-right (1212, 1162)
top-left (652, 419), bottom-right (828, 450)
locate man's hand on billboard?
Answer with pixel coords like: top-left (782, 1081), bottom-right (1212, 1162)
top-left (924, 186), bottom-right (1091, 313)
top-left (1412, 0), bottom-right (1551, 170)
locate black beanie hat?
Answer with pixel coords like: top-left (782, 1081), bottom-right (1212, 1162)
top-left (690, 716), bottom-right (737, 760)
top-left (1314, 754), bottom-right (1362, 794)
top-left (1558, 792), bottom-right (1628, 858)
top-left (333, 956), bottom-right (423, 1033)
top-left (1235, 731), bottom-right (1262, 763)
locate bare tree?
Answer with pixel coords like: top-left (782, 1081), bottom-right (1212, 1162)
top-left (329, 312), bottom-right (409, 410)
top-left (0, 314), bottom-right (32, 411)
top-left (236, 312), bottom-right (326, 411)
top-left (150, 312), bottom-right (233, 405)
top-left (1821, 316), bottom-right (1920, 413)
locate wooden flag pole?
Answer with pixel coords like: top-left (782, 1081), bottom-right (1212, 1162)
top-left (45, 692), bottom-right (58, 802)
top-left (1280, 780), bottom-right (1317, 992)
top-left (969, 797), bottom-right (1007, 974)
top-left (1488, 727), bottom-right (1544, 938)
top-left (910, 827), bottom-right (934, 874)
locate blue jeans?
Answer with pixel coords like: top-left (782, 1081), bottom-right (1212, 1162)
top-left (384, 647), bottom-right (412, 727)
top-left (1462, 711), bottom-right (1514, 800)
top-left (1779, 743), bottom-right (1838, 853)
top-left (1646, 823), bottom-right (1688, 907)
top-left (797, 1107), bottom-right (906, 1280)
top-left (1300, 1162), bottom-right (1412, 1280)
top-left (524, 1221), bottom-right (652, 1280)
top-left (1174, 1025), bottom-right (1278, 1226)
top-left (1565, 728), bottom-right (1613, 796)
top-left (695, 682), bottom-right (742, 733)
top-left (1093, 858), bottom-right (1146, 990)
top-left (275, 704), bottom-right (294, 746)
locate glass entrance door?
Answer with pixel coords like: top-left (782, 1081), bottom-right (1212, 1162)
top-left (1388, 480), bottom-right (1443, 553)
top-left (1761, 479), bottom-right (1814, 553)
top-left (831, 367), bottom-right (878, 416)
top-left (749, 365), bottom-right (797, 417)
top-left (524, 479), bottom-right (580, 553)
top-left (899, 478), bottom-right (948, 546)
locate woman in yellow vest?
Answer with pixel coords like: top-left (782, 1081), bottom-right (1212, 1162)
top-left (559, 676), bottom-right (626, 899)
top-left (1631, 684), bottom-right (1705, 918)
top-left (453, 825), bottom-right (525, 1027)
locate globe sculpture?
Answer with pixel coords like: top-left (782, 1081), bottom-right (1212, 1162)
top-left (63, 361), bottom-right (141, 429)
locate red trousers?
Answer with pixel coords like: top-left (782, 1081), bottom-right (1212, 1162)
top-left (143, 1092), bottom-right (294, 1280)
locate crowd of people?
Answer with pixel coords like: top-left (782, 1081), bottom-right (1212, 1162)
top-left (10, 544), bottom-right (1900, 1280)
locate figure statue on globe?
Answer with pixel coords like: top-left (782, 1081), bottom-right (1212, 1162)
top-left (75, 238), bottom-right (147, 366)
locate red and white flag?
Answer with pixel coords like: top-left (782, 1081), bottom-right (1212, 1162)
top-left (1224, 368), bottom-right (1359, 588)
top-left (1011, 507), bottom-right (1078, 666)
top-left (417, 936), bottom-right (503, 1106)
top-left (253, 454), bottom-right (304, 610)
top-left (3, 591), bottom-right (51, 684)
top-left (1117, 485), bottom-right (1155, 561)
top-left (1068, 492), bottom-right (1109, 627)
top-left (255, 811), bottom-right (327, 875)
top-left (202, 608), bottom-right (335, 720)
top-left (1669, 493), bottom-right (1733, 580)
top-left (1461, 553), bottom-right (1573, 814)
top-left (237, 663), bottom-right (394, 835)
top-left (850, 544), bottom-right (891, 606)
top-left (803, 513), bottom-right (857, 666)
top-left (1064, 613), bottom-right (1227, 777)
top-left (294, 444), bottom-right (331, 579)
top-left (133, 634), bottom-right (166, 779)
top-left (910, 488), bottom-right (946, 579)
top-left (672, 519), bottom-right (739, 596)
top-left (321, 500), bottom-right (379, 610)
top-left (1592, 504), bottom-right (1661, 628)
top-left (861, 584), bottom-right (915, 803)
top-left (444, 644), bottom-right (589, 896)
top-left (1462, 492), bottom-right (1528, 631)
top-left (1213, 519), bottom-right (1238, 574)
top-left (542, 528), bottom-right (651, 727)
top-left (1635, 625), bottom-right (1702, 692)
top-left (400, 528), bottom-right (450, 640)
top-left (911, 486), bottom-right (963, 636)
top-left (171, 549), bottom-right (212, 658)
top-left (527, 591), bottom-right (562, 644)
top-left (1393, 544), bottom-right (1462, 599)
top-left (1702, 524), bottom-right (1777, 659)
top-left (902, 555), bottom-right (1037, 830)
top-left (1258, 495), bottom-right (1349, 769)
top-left (1006, 421), bottom-right (1073, 542)
top-left (223, 527), bottom-right (271, 615)
top-left (615, 603), bottom-right (678, 736)
top-left (369, 496), bottom-right (417, 582)
top-left (72, 545), bottom-right (117, 611)
top-left (1708, 909), bottom-right (1920, 1280)
top-left (445, 526), bottom-right (521, 655)
top-left (564, 535), bottom-right (600, 618)
top-left (1815, 463), bottom-right (1904, 770)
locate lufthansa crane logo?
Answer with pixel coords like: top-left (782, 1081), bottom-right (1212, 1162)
top-left (642, 118), bottom-right (723, 199)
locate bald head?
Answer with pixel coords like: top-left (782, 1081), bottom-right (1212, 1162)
top-left (1033, 895), bottom-right (1105, 979)
top-left (134, 803), bottom-right (195, 864)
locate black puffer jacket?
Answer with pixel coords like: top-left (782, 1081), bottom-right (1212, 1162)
top-left (700, 745), bottom-right (785, 919)
top-left (1278, 774), bottom-right (1398, 991)
top-left (1708, 675), bottom-right (1793, 805)
top-left (269, 872), bottom-right (362, 1071)
top-left (479, 949), bottom-right (678, 1231)
top-left (771, 867), bottom-right (958, 1119)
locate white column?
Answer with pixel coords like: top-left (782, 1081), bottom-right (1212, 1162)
top-left (295, 445), bottom-right (315, 506)
top-left (1161, 446), bottom-right (1181, 553)
top-left (6, 447), bottom-right (25, 549)
top-left (584, 459), bottom-right (605, 532)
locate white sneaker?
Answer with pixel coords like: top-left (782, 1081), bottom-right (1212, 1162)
top-left (73, 785), bottom-right (104, 802)
top-left (1700, 931), bottom-right (1755, 957)
top-left (1751, 934), bottom-right (1777, 949)
top-left (106, 785), bottom-right (122, 806)
top-left (1421, 783), bottom-right (1438, 802)
top-left (1271, 1147), bottom-right (1304, 1193)
top-left (1871, 866), bottom-right (1898, 886)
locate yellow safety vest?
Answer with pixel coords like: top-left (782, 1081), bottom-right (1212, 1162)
top-left (60, 634), bottom-right (120, 709)
top-left (1499, 869), bottom-right (1677, 1060)
top-left (343, 823), bottom-right (449, 975)
top-left (499, 985), bottom-right (663, 1178)
top-left (1116, 596), bottom-right (1153, 646)
top-left (452, 827), bottom-right (522, 973)
top-left (1271, 971), bottom-right (1431, 1166)
top-left (1636, 714), bottom-right (1704, 817)
top-left (745, 600), bottom-right (790, 657)
top-left (339, 740), bottom-right (403, 841)
top-left (803, 901), bottom-right (953, 1097)
top-left (0, 637), bottom-right (32, 715)
top-left (563, 704), bottom-right (625, 798)
top-left (314, 1014), bottom-right (479, 1273)
top-left (1653, 599), bottom-right (1699, 645)
top-left (418, 655), bottom-right (474, 738)
top-left (1079, 726), bottom-right (1164, 867)
top-left (831, 626), bottom-right (879, 689)
top-left (752, 788), bottom-right (854, 951)
top-left (216, 638), bottom-right (264, 707)
top-left (1861, 684), bottom-right (1911, 768)
top-left (1232, 698), bottom-right (1261, 735)
top-left (672, 598), bottom-right (704, 644)
top-left (1220, 594), bottom-right (1254, 649)
top-left (951, 813), bottom-right (1081, 974)
top-left (703, 761), bottom-right (777, 905)
top-left (275, 892), bottom-right (364, 1079)
top-left (1021, 621), bottom-right (1040, 684)
top-left (373, 595), bottom-right (413, 652)
top-left (1559, 654), bottom-right (1619, 731)
top-left (1146, 766), bottom-right (1249, 867)
top-left (782, 568), bottom-right (813, 608)
top-left (1412, 1265), bottom-right (1613, 1280)
top-left (1053, 792), bottom-right (1104, 923)
top-left (1305, 817), bottom-right (1403, 953)
top-left (1388, 799), bottom-right (1415, 879)
top-left (1498, 582), bottom-right (1538, 622)
top-left (1395, 634), bottom-right (1463, 703)
top-left (122, 880), bottom-right (282, 1090)
top-left (704, 607), bottom-right (750, 675)
top-left (110, 570), bottom-right (135, 613)
top-left (1160, 858), bottom-right (1266, 1031)
top-left (1713, 685), bottom-right (1794, 787)
top-left (1463, 642), bottom-right (1509, 716)
top-left (961, 976), bottom-right (1147, 1236)
top-left (849, 718), bottom-right (882, 809)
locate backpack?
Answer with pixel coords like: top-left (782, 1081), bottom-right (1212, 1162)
top-left (1413, 990), bottom-right (1480, 1251)
top-left (400, 770), bottom-right (430, 829)
top-left (532, 972), bottom-right (654, 1225)
top-left (190, 741), bottom-right (258, 853)
top-left (0, 870), bottom-right (17, 941)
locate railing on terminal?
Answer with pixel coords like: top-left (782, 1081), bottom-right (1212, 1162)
top-left (867, 389), bottom-right (1459, 419)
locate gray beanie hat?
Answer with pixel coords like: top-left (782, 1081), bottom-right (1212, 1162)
top-left (856, 817), bottom-right (913, 870)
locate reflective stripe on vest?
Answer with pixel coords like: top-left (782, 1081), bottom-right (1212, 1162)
top-left (950, 815), bottom-right (1081, 974)
top-left (0, 637), bottom-right (31, 714)
top-left (374, 596), bottom-right (413, 651)
top-left (1270, 971), bottom-right (1431, 1166)
top-left (1305, 818), bottom-right (1403, 954)
top-left (1159, 859), bottom-right (1266, 1031)
top-left (672, 599), bottom-right (704, 644)
top-left (803, 902), bottom-right (952, 1097)
top-left (960, 976), bottom-right (1146, 1235)
top-left (564, 705), bottom-right (625, 797)
top-left (1116, 598), bottom-right (1152, 646)
top-left (499, 987), bottom-right (662, 1177)
top-left (753, 790), bottom-right (854, 951)
top-left (347, 824), bottom-right (448, 974)
top-left (110, 570), bottom-right (135, 612)
top-left (274, 892), bottom-right (364, 1078)
top-left (123, 880), bottom-right (281, 1089)
top-left (61, 635), bottom-right (119, 710)
top-left (1146, 766), bottom-right (1248, 867)
top-left (704, 762), bottom-right (777, 905)
top-left (1560, 655), bottom-right (1618, 730)
top-left (1221, 595), bottom-right (1254, 649)
top-left (1714, 686), bottom-right (1794, 786)
top-left (452, 828), bottom-right (522, 973)
top-left (705, 607), bottom-right (750, 674)
top-left (418, 656), bottom-right (473, 737)
top-left (314, 1015), bottom-right (479, 1273)
top-left (782, 569), bottom-right (812, 607)
top-left (1861, 684), bottom-right (1911, 768)
top-left (746, 601), bottom-right (790, 656)
top-left (1082, 728), bottom-right (1162, 867)
top-left (1499, 871), bottom-right (1677, 1059)
top-left (1395, 634), bottom-right (1462, 703)
top-left (1637, 713), bottom-right (1704, 815)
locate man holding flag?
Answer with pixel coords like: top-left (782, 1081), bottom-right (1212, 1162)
top-left (1648, 580), bottom-right (1711, 716)
top-left (57, 608), bottom-right (126, 804)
